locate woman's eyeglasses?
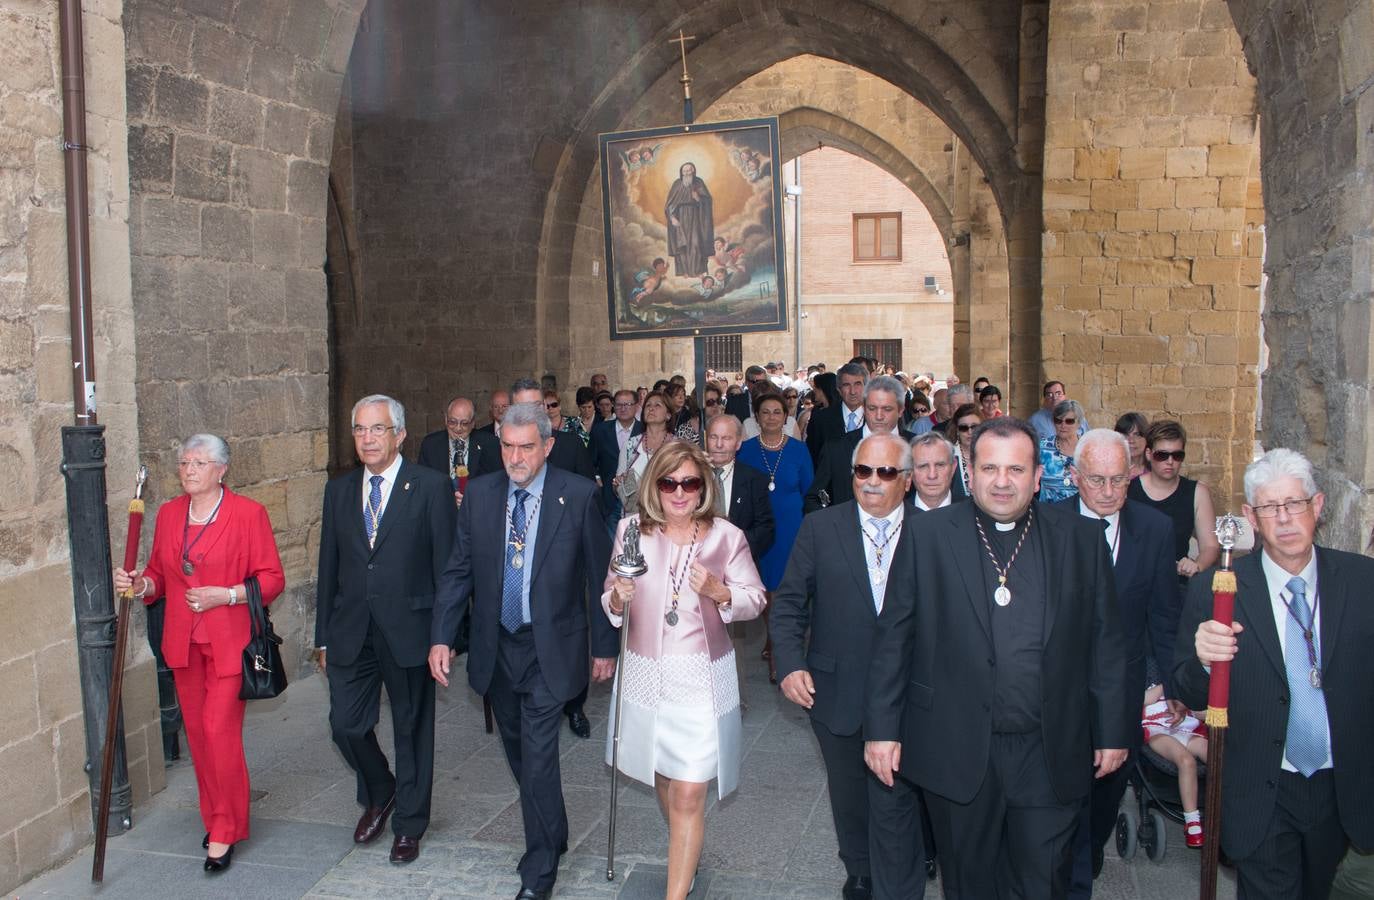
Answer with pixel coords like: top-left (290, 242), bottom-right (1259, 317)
top-left (852, 464), bottom-right (908, 481)
top-left (956, 423), bottom-right (976, 432)
top-left (545, 400), bottom-right (560, 409)
top-left (656, 476), bottom-right (704, 494)
top-left (912, 406), bottom-right (930, 415)
top-left (1150, 449), bottom-right (1186, 462)
top-left (1054, 416), bottom-right (1077, 425)
top-left (705, 398), bottom-right (721, 407)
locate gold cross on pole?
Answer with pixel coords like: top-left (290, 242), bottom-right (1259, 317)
top-left (670, 29), bottom-right (696, 97)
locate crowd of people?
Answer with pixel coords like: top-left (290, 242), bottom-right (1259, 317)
top-left (111, 357), bottom-right (1372, 900)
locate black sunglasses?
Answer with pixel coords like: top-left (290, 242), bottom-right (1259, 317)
top-left (956, 423), bottom-right (976, 432)
top-left (1054, 416), bottom-right (1076, 425)
top-left (852, 464), bottom-right (908, 482)
top-left (1151, 449), bottom-right (1186, 462)
top-left (705, 398), bottom-right (721, 406)
top-left (657, 476), bottom-right (704, 494)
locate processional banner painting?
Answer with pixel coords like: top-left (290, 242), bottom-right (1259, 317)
top-left (599, 117), bottom-right (788, 340)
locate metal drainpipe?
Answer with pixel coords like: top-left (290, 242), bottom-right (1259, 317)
top-left (57, 0), bottom-right (131, 836)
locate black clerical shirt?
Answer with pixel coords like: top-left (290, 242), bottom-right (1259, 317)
top-left (976, 505), bottom-right (1048, 734)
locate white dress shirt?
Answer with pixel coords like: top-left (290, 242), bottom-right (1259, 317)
top-left (913, 492), bottom-right (952, 512)
top-left (615, 420), bottom-right (635, 454)
top-left (361, 453), bottom-right (404, 524)
top-left (1260, 549), bottom-right (1332, 773)
top-left (1077, 500), bottom-right (1121, 564)
top-left (713, 461), bottom-right (736, 513)
top-left (859, 505), bottom-right (904, 613)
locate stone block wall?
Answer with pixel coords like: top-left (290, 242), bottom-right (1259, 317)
top-left (0, 0), bottom-right (162, 891)
top-left (1228, 0), bottom-right (1374, 551)
top-left (123, 0), bottom-right (364, 670)
top-left (1042, 0), bottom-right (1263, 506)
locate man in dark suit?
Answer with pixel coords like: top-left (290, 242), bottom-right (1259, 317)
top-left (510, 380), bottom-right (597, 737)
top-left (805, 375), bottom-right (912, 513)
top-left (909, 431), bottom-right (967, 511)
top-left (589, 388), bottom-right (643, 531)
top-left (865, 416), bottom-right (1132, 899)
top-left (429, 402), bottom-right (616, 900)
top-left (806, 361), bottom-right (868, 464)
top-left (704, 413), bottom-right (775, 565)
top-left (1058, 429), bottom-right (1178, 896)
top-left (316, 394), bottom-right (456, 865)
top-left (774, 433), bottom-right (924, 900)
top-left (1178, 448), bottom-right (1374, 900)
top-left (475, 389), bottom-right (511, 439)
top-left (416, 396), bottom-right (501, 504)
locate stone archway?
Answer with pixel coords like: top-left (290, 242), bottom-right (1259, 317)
top-left (557, 54), bottom-right (1018, 394)
top-left (534, 0), bottom-right (1044, 406)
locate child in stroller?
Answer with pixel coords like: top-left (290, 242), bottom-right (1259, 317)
top-left (1141, 683), bottom-right (1208, 848)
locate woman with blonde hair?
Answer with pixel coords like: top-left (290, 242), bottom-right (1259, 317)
top-left (602, 441), bottom-right (766, 899)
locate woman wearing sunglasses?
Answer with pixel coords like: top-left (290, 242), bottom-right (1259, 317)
top-left (1127, 419), bottom-right (1220, 580)
top-left (737, 390), bottom-right (814, 683)
top-left (602, 442), bottom-right (766, 900)
top-left (1038, 399), bottom-right (1084, 503)
top-left (946, 403), bottom-right (982, 497)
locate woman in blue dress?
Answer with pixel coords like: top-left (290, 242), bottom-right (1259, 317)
top-left (737, 390), bottom-right (813, 684)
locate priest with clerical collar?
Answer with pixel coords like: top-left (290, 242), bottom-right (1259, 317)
top-left (864, 415), bottom-right (1132, 899)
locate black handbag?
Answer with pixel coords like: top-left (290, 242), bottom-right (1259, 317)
top-left (239, 576), bottom-right (287, 700)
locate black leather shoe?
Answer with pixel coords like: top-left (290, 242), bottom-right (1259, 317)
top-left (1092, 840), bottom-right (1105, 878)
top-left (353, 793), bottom-right (396, 844)
top-left (514, 888), bottom-right (551, 900)
top-left (203, 845), bottom-right (233, 873)
top-left (390, 834), bottom-right (420, 864)
top-left (925, 857), bottom-right (938, 880)
top-left (842, 874), bottom-right (873, 900)
top-left (567, 707), bottom-right (591, 739)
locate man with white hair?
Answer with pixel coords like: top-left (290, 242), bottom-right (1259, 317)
top-left (908, 432), bottom-right (967, 511)
top-left (1179, 448), bottom-right (1374, 900)
top-left (805, 375), bottom-right (912, 513)
top-left (773, 433), bottom-right (925, 900)
top-left (1060, 429), bottom-right (1179, 895)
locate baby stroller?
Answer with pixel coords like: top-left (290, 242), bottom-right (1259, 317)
top-left (1115, 738), bottom-right (1207, 862)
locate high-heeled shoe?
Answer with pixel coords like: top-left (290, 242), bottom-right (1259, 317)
top-left (202, 833), bottom-right (209, 849)
top-left (204, 844), bottom-right (233, 873)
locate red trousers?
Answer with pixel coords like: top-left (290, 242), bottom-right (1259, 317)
top-left (175, 641), bottom-right (250, 844)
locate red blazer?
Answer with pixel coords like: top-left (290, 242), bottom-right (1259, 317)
top-left (143, 488), bottom-right (285, 677)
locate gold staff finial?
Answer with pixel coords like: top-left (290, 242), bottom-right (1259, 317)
top-left (669, 29), bottom-right (696, 99)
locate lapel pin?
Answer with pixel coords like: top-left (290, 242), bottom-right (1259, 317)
top-left (558, 496), bottom-right (565, 505)
top-left (404, 482), bottom-right (411, 490)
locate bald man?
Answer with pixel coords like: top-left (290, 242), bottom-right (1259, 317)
top-left (418, 397), bottom-right (501, 504)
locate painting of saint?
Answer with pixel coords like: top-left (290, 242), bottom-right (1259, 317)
top-left (599, 118), bottom-right (788, 340)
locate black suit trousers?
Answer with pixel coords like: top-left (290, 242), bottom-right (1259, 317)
top-left (1236, 769), bottom-right (1345, 900)
top-left (811, 719), bottom-right (925, 899)
top-left (489, 627), bottom-right (569, 892)
top-left (925, 731), bottom-right (1079, 900)
top-left (326, 622), bottom-right (435, 837)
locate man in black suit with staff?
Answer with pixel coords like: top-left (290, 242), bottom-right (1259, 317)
top-left (316, 394), bottom-right (456, 864)
top-left (773, 432), bottom-right (924, 900)
top-left (429, 400), bottom-right (616, 900)
top-left (1178, 447), bottom-right (1374, 900)
top-left (864, 416), bottom-right (1132, 899)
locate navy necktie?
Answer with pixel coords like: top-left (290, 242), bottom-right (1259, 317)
top-left (364, 474), bottom-right (383, 546)
top-left (500, 490), bottom-right (530, 633)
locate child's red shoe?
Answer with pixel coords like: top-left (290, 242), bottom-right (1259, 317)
top-left (1185, 820), bottom-right (1204, 848)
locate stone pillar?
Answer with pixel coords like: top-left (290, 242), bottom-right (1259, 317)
top-left (1042, 0), bottom-right (1262, 504)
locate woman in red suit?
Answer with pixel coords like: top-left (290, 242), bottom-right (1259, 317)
top-left (113, 434), bottom-right (284, 873)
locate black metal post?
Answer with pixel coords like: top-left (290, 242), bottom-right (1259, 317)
top-left (62, 426), bottom-right (131, 836)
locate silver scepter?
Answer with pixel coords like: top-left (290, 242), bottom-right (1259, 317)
top-left (606, 517), bottom-right (647, 881)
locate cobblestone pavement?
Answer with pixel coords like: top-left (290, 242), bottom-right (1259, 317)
top-left (19, 626), bottom-right (1234, 898)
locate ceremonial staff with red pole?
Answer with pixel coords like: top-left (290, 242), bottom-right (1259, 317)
top-left (1199, 513), bottom-right (1241, 900)
top-left (92, 465), bottom-right (147, 883)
